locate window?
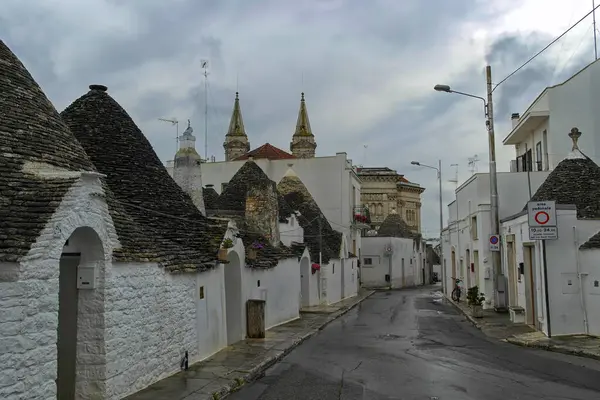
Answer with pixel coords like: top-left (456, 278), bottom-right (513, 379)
top-left (364, 257), bottom-right (373, 265)
top-left (526, 149), bottom-right (533, 172)
top-left (470, 216), bottom-right (478, 240)
top-left (535, 141), bottom-right (542, 171)
top-left (199, 286), bottom-right (205, 299)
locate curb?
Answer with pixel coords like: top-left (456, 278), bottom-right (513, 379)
top-left (445, 295), bottom-right (483, 330)
top-left (504, 338), bottom-right (600, 362)
top-left (446, 295), bottom-right (600, 362)
top-left (217, 291), bottom-right (375, 399)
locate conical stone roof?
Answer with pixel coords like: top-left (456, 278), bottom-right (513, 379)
top-left (377, 210), bottom-right (414, 238)
top-left (61, 85), bottom-right (227, 272)
top-left (277, 168), bottom-right (342, 263)
top-left (526, 128), bottom-right (600, 220)
top-left (203, 185), bottom-right (220, 212)
top-left (215, 161), bottom-right (293, 267)
top-left (0, 40), bottom-right (95, 262)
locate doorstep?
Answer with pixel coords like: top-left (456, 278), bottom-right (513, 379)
top-left (125, 289), bottom-right (374, 400)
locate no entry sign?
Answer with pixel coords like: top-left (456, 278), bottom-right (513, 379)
top-left (527, 201), bottom-right (558, 240)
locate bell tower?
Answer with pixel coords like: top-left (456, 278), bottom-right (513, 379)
top-left (290, 92), bottom-right (316, 158)
top-left (223, 92), bottom-right (250, 161)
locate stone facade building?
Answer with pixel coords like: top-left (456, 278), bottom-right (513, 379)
top-left (356, 167), bottom-right (425, 233)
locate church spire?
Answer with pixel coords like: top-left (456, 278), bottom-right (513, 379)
top-left (290, 92), bottom-right (317, 158)
top-left (223, 92), bottom-right (250, 161)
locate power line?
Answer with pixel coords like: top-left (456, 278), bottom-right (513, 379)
top-left (493, 4), bottom-right (600, 92)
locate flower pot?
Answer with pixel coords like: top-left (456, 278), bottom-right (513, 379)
top-left (218, 248), bottom-right (228, 262)
top-left (248, 248), bottom-right (257, 260)
top-left (471, 304), bottom-right (484, 318)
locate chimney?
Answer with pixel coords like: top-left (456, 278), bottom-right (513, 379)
top-left (511, 113), bottom-right (520, 129)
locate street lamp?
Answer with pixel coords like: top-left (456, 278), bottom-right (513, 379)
top-left (411, 160), bottom-right (443, 291)
top-left (433, 65), bottom-right (506, 311)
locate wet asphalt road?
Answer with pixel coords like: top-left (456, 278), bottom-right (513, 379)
top-left (227, 286), bottom-right (600, 400)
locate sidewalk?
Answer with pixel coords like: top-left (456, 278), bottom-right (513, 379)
top-left (125, 289), bottom-right (374, 400)
top-left (446, 294), bottom-right (600, 361)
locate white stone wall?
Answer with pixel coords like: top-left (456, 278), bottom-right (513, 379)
top-left (0, 173), bottom-right (117, 400)
top-left (243, 257), bottom-right (301, 329)
top-left (361, 237), bottom-right (415, 289)
top-left (103, 263), bottom-right (226, 399)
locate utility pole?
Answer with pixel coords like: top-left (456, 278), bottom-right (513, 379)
top-left (201, 60), bottom-right (209, 161)
top-left (158, 118), bottom-right (179, 156)
top-left (437, 159), bottom-right (444, 293)
top-left (485, 65), bottom-right (505, 311)
top-left (594, 0), bottom-right (598, 60)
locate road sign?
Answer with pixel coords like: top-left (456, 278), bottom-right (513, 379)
top-left (527, 201), bottom-right (558, 240)
top-left (529, 226), bottom-right (558, 240)
top-left (489, 234), bottom-right (500, 251)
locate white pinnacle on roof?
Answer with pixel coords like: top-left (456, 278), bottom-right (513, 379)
top-left (566, 127), bottom-right (586, 160)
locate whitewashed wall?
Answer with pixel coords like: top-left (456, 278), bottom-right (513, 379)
top-left (279, 214), bottom-right (304, 247)
top-left (104, 263), bottom-right (227, 399)
top-left (0, 174), bottom-right (117, 400)
top-left (361, 237), bottom-right (415, 289)
top-left (243, 257), bottom-right (301, 329)
top-left (342, 258), bottom-right (359, 299)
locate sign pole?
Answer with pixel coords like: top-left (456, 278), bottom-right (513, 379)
top-left (541, 239), bottom-right (552, 337)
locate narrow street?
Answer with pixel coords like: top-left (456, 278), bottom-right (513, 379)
top-left (228, 287), bottom-right (600, 400)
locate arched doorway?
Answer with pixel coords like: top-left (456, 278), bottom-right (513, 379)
top-left (224, 251), bottom-right (243, 345)
top-left (299, 257), bottom-right (310, 308)
top-left (57, 226), bottom-right (106, 399)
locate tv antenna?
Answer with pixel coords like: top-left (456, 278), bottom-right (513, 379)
top-left (158, 118), bottom-right (179, 156)
top-left (468, 155), bottom-right (480, 175)
top-left (201, 59), bottom-right (209, 161)
top-left (448, 163), bottom-right (459, 189)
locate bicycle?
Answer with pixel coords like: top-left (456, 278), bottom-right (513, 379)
top-left (451, 277), bottom-right (463, 302)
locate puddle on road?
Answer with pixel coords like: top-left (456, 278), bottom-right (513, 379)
top-left (377, 333), bottom-right (405, 340)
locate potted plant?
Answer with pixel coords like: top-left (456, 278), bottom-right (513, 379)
top-left (311, 263), bottom-right (321, 275)
top-left (466, 286), bottom-right (485, 318)
top-left (218, 238), bottom-right (234, 262)
top-left (248, 241), bottom-right (264, 260)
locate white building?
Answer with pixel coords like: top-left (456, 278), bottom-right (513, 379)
top-left (167, 90), bottom-right (365, 258)
top-left (441, 171), bottom-right (549, 307)
top-left (361, 211), bottom-right (425, 288)
top-left (500, 129), bottom-right (600, 336)
top-left (504, 58), bottom-right (600, 172)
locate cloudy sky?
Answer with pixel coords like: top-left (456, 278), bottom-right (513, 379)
top-left (1, 0), bottom-right (598, 237)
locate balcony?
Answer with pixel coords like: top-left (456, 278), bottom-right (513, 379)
top-left (352, 206), bottom-right (371, 229)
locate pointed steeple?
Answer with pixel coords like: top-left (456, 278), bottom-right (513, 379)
top-left (293, 92), bottom-right (313, 137)
top-left (223, 92), bottom-right (250, 161)
top-left (290, 92), bottom-right (317, 158)
top-left (227, 92), bottom-right (247, 137)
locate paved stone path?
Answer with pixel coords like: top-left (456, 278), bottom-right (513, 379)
top-left (125, 289), bottom-right (374, 400)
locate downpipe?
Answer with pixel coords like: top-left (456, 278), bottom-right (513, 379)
top-left (573, 226), bottom-right (589, 335)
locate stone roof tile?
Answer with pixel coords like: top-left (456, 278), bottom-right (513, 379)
top-left (277, 170), bottom-right (342, 264)
top-left (213, 161), bottom-right (293, 267)
top-left (0, 40), bottom-right (94, 262)
top-left (377, 211), bottom-right (414, 239)
top-left (61, 85), bottom-right (227, 272)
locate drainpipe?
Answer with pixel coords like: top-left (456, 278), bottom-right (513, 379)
top-left (573, 226), bottom-right (589, 334)
top-left (388, 239), bottom-right (393, 288)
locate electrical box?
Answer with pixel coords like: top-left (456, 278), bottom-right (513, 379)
top-left (77, 266), bottom-right (97, 289)
top-left (589, 276), bottom-right (600, 295)
top-left (518, 262), bottom-right (525, 276)
top-left (561, 273), bottom-right (579, 294)
top-left (484, 267), bottom-right (491, 279)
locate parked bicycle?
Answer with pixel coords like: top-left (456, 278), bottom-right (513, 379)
top-left (451, 277), bottom-right (463, 302)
